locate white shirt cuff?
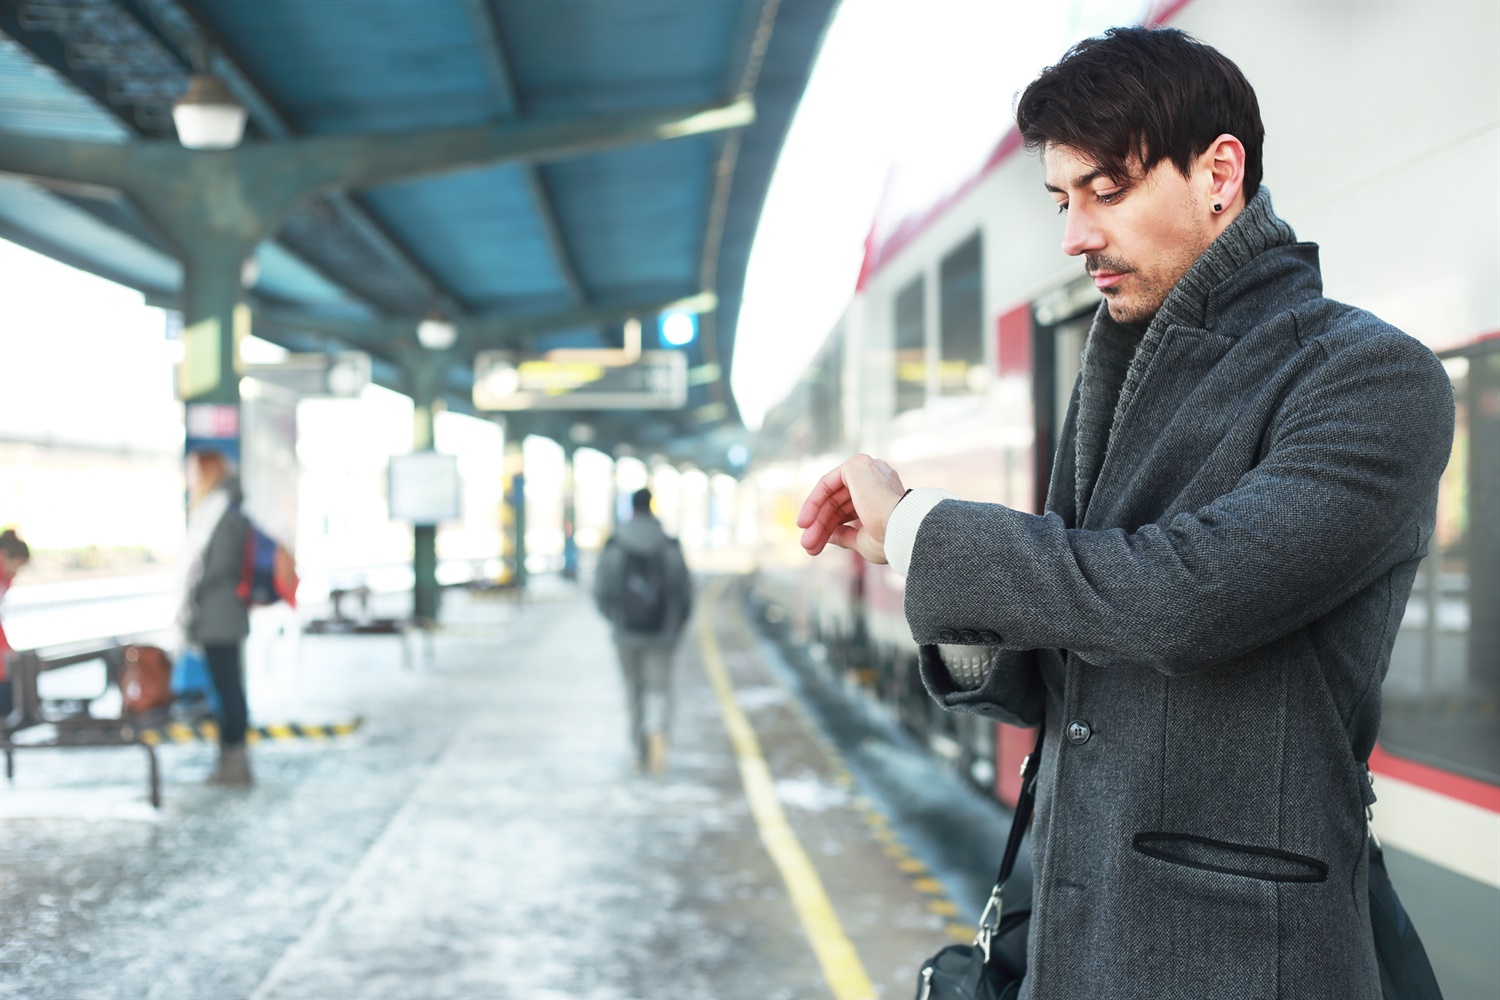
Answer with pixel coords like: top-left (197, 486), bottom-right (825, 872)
top-left (884, 487), bottom-right (955, 576)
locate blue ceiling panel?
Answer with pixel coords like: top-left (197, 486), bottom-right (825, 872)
top-left (547, 135), bottom-right (716, 296)
top-left (363, 164), bottom-right (567, 309)
top-left (198, 0), bottom-right (506, 134)
top-left (253, 242), bottom-right (372, 317)
top-left (0, 33), bottom-right (128, 141)
top-left (496, 0), bottom-right (746, 116)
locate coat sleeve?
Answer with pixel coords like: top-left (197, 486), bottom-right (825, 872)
top-left (917, 644), bottom-right (1045, 725)
top-left (193, 512), bottom-right (246, 613)
top-left (903, 330), bottom-right (1454, 675)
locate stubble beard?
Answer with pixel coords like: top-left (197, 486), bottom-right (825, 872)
top-left (1087, 252), bottom-right (1159, 326)
top-left (1094, 219), bottom-right (1212, 327)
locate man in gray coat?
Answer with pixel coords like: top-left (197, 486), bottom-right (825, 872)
top-left (594, 488), bottom-right (693, 774)
top-left (798, 27), bottom-right (1453, 1000)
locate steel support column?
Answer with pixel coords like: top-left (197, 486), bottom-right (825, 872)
top-left (505, 431), bottom-right (528, 593)
top-left (561, 441), bottom-right (578, 580)
top-left (406, 352), bottom-right (448, 624)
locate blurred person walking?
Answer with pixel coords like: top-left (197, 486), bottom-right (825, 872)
top-left (0, 528), bottom-right (30, 719)
top-left (593, 488), bottom-right (693, 774)
top-left (177, 449), bottom-right (252, 785)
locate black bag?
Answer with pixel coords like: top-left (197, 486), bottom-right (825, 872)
top-left (916, 728), bottom-right (1042, 1000)
top-left (1368, 821), bottom-right (1443, 999)
top-left (620, 544), bottom-right (670, 632)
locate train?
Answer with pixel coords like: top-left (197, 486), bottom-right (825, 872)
top-left (746, 0), bottom-right (1499, 950)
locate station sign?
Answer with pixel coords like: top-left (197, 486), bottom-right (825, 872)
top-left (244, 352), bottom-right (371, 397)
top-left (472, 350), bottom-right (688, 410)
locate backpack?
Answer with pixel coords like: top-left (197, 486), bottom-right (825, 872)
top-left (238, 519), bottom-right (299, 608)
top-left (619, 542), bottom-right (673, 632)
top-left (119, 645), bottom-right (173, 715)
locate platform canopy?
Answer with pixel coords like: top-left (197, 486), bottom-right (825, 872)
top-left (0, 0), bottom-right (837, 469)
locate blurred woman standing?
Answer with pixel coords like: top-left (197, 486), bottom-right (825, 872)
top-left (178, 449), bottom-right (252, 785)
top-left (0, 528), bottom-right (30, 719)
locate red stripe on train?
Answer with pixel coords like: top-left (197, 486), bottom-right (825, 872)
top-left (1369, 743), bottom-right (1500, 814)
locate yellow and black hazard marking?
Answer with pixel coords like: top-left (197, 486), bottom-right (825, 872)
top-left (139, 717), bottom-right (363, 746)
top-left (850, 796), bottom-right (976, 943)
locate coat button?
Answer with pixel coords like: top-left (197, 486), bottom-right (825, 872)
top-left (1066, 720), bottom-right (1092, 745)
top-left (978, 630), bottom-right (1001, 644)
top-left (938, 629), bottom-right (958, 642)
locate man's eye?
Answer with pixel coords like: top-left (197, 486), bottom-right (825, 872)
top-left (1097, 189), bottom-right (1125, 204)
top-left (1055, 203), bottom-right (1069, 215)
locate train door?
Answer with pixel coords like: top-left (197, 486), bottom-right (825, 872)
top-left (1030, 275), bottom-right (1098, 512)
top-left (977, 275), bottom-right (1100, 806)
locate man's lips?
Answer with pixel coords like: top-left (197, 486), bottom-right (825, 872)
top-left (1092, 271), bottom-right (1127, 289)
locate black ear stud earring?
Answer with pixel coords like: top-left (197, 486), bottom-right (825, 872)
top-left (1213, 203), bottom-right (1222, 212)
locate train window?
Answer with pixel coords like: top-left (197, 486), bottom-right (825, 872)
top-left (1382, 345), bottom-right (1500, 786)
top-left (938, 233), bottom-right (985, 395)
top-left (893, 276), bottom-right (926, 414)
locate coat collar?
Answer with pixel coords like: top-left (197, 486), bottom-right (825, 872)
top-left (1073, 189), bottom-right (1302, 519)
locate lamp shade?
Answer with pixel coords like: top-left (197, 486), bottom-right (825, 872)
top-left (417, 313), bottom-right (458, 350)
top-left (173, 75), bottom-right (248, 150)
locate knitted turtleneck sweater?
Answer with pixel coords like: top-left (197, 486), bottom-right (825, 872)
top-left (1072, 187), bottom-right (1298, 519)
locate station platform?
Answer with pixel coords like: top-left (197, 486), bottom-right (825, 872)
top-left (0, 577), bottom-right (997, 999)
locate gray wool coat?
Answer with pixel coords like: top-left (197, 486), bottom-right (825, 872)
top-left (187, 485), bottom-right (250, 647)
top-left (908, 200), bottom-right (1454, 999)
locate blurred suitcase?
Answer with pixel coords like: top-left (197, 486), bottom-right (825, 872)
top-left (120, 645), bottom-right (173, 715)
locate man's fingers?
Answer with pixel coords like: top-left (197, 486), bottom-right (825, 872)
top-left (801, 500), bottom-right (853, 552)
top-left (826, 523), bottom-right (860, 553)
top-left (796, 465), bottom-right (852, 528)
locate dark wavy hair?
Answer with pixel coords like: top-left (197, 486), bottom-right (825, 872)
top-left (1015, 26), bottom-right (1264, 200)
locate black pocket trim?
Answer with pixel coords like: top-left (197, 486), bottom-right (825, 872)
top-left (1132, 831), bottom-right (1328, 884)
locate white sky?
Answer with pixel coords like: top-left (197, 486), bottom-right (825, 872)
top-left (0, 239), bottom-right (182, 451)
top-left (730, 0), bottom-right (1151, 429)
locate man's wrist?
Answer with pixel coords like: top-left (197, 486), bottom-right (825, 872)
top-left (884, 487), bottom-right (955, 575)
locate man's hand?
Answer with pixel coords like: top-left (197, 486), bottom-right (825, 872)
top-left (796, 454), bottom-right (906, 563)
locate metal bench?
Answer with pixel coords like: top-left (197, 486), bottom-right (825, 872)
top-left (303, 586), bottom-right (431, 669)
top-left (2, 638), bottom-right (168, 808)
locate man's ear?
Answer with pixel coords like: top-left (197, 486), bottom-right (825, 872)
top-left (1203, 133), bottom-right (1247, 214)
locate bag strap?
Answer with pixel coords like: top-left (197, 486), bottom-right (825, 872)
top-left (976, 723), bottom-right (1045, 962)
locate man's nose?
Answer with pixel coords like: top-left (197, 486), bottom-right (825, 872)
top-left (1061, 208), bottom-right (1105, 257)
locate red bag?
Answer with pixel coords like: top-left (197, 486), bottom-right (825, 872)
top-left (120, 645), bottom-right (173, 715)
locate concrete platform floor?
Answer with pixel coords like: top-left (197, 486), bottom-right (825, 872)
top-left (0, 579), bottom-right (965, 999)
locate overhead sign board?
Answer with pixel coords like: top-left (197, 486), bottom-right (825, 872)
top-left (244, 352), bottom-right (371, 397)
top-left (473, 350), bottom-right (688, 411)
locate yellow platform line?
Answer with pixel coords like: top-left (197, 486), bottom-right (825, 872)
top-left (698, 577), bottom-right (875, 1000)
top-left (726, 578), bottom-right (977, 967)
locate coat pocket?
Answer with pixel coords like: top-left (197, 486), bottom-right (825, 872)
top-left (1133, 831), bottom-right (1328, 883)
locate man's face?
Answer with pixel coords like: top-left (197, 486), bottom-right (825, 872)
top-left (1043, 145), bottom-right (1214, 325)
